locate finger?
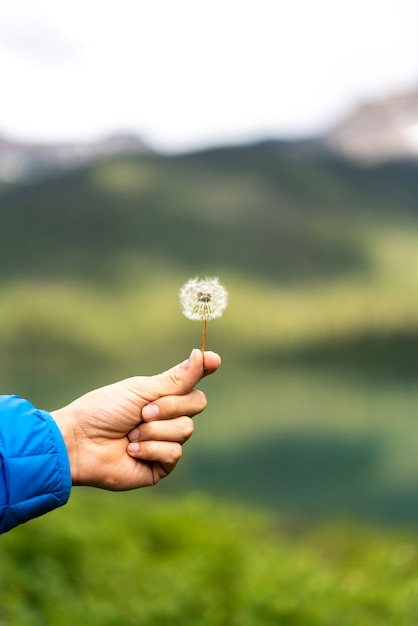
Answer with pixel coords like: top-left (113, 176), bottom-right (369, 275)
top-left (127, 440), bottom-right (183, 469)
top-left (128, 416), bottom-right (194, 444)
top-left (146, 349), bottom-right (221, 399)
top-left (142, 389), bottom-right (207, 423)
top-left (127, 389), bottom-right (206, 440)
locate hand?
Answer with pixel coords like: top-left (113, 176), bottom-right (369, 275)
top-left (51, 349), bottom-right (221, 490)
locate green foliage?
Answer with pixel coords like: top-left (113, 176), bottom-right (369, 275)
top-left (1, 492), bottom-right (418, 626)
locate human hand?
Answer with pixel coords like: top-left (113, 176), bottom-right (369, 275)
top-left (51, 349), bottom-right (221, 491)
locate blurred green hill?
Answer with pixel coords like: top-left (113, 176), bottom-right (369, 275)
top-left (1, 140), bottom-right (418, 285)
top-left (2, 141), bottom-right (418, 526)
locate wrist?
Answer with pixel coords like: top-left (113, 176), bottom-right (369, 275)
top-left (51, 406), bottom-right (80, 486)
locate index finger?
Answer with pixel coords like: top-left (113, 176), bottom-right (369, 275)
top-left (141, 389), bottom-right (207, 422)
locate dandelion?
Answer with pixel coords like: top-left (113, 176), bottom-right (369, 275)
top-left (179, 276), bottom-right (228, 357)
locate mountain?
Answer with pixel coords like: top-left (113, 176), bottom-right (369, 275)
top-left (1, 140), bottom-right (418, 288)
top-left (325, 89), bottom-right (418, 163)
top-left (2, 88), bottom-right (418, 187)
top-left (2, 88), bottom-right (418, 186)
top-left (0, 132), bottom-right (150, 183)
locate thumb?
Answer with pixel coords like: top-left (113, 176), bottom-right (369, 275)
top-left (149, 349), bottom-right (221, 398)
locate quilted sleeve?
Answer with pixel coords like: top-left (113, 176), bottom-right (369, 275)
top-left (0, 395), bottom-right (72, 534)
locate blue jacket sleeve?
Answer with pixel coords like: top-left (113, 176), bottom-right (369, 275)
top-left (0, 395), bottom-right (72, 534)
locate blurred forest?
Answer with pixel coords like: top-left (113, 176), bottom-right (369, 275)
top-left (2, 140), bottom-right (418, 624)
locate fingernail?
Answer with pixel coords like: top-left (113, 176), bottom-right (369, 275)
top-left (129, 427), bottom-right (140, 440)
top-left (128, 442), bottom-right (140, 453)
top-left (142, 403), bottom-right (159, 420)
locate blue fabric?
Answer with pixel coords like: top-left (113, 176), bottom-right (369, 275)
top-left (0, 395), bottom-right (72, 534)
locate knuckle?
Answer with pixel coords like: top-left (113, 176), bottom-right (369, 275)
top-left (169, 443), bottom-right (183, 464)
top-left (181, 416), bottom-right (194, 438)
top-left (195, 390), bottom-right (208, 411)
top-left (168, 368), bottom-right (185, 392)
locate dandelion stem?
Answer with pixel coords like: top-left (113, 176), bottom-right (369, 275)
top-left (201, 316), bottom-right (207, 366)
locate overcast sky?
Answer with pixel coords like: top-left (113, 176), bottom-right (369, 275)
top-left (1, 0), bottom-right (418, 152)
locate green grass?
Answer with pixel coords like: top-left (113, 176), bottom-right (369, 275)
top-left (2, 491), bottom-right (418, 626)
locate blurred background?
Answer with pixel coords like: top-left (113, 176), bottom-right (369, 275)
top-left (2, 1), bottom-right (418, 624)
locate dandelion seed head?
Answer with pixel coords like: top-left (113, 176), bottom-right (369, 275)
top-left (179, 276), bottom-right (228, 321)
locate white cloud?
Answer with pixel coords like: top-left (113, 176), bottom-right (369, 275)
top-left (0, 11), bottom-right (80, 61)
top-left (0, 0), bottom-right (417, 151)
